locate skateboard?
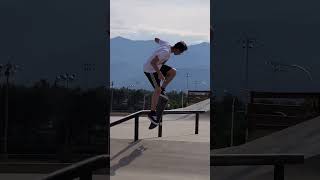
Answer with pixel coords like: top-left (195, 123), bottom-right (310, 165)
top-left (148, 94), bottom-right (169, 129)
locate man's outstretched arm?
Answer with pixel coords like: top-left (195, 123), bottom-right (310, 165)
top-left (155, 38), bottom-right (160, 44)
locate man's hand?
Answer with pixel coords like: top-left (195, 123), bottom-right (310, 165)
top-left (158, 72), bottom-right (165, 81)
top-left (155, 38), bottom-right (160, 43)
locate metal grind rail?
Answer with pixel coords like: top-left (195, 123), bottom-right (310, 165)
top-left (40, 110), bottom-right (205, 179)
top-left (41, 155), bottom-right (109, 180)
top-left (211, 154), bottom-right (304, 180)
top-left (110, 110), bottom-right (206, 141)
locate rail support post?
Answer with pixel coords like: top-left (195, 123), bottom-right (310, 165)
top-left (274, 164), bottom-right (284, 180)
top-left (134, 115), bottom-right (139, 141)
top-left (158, 116), bottom-right (163, 138)
top-left (195, 113), bottom-right (199, 134)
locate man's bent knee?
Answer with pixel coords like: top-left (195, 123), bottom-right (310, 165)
top-left (154, 87), bottom-right (161, 94)
top-left (168, 68), bottom-right (176, 77)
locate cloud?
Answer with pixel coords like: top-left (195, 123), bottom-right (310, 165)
top-left (111, 0), bottom-right (210, 44)
top-left (111, 24), bottom-right (209, 40)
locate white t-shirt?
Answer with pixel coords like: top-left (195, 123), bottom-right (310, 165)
top-left (143, 40), bottom-right (171, 73)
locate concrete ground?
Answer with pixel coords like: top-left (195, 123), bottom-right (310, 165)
top-left (109, 99), bottom-right (210, 180)
top-left (109, 139), bottom-right (209, 180)
top-left (0, 99), bottom-right (210, 180)
top-left (211, 155), bottom-right (320, 180)
top-left (3, 97), bottom-right (320, 180)
top-left (211, 115), bottom-right (320, 180)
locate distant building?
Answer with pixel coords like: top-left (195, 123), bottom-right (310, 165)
top-left (187, 90), bottom-right (211, 105)
top-left (247, 91), bottom-right (320, 141)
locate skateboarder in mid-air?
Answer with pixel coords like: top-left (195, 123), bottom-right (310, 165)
top-left (143, 38), bottom-right (188, 128)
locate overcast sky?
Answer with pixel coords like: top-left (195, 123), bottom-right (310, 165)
top-left (110, 0), bottom-right (210, 45)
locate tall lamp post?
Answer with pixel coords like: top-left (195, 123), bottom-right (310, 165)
top-left (224, 89), bottom-right (236, 146)
top-left (55, 73), bottom-right (76, 88)
top-left (1, 62), bottom-right (19, 158)
top-left (65, 73), bottom-right (76, 89)
top-left (239, 35), bottom-right (259, 145)
top-left (83, 63), bottom-right (95, 89)
top-left (185, 73), bottom-right (191, 91)
top-left (181, 90), bottom-right (184, 108)
top-left (241, 35), bottom-right (257, 90)
top-left (55, 73), bottom-right (76, 154)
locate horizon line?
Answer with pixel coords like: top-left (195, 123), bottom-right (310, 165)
top-left (110, 36), bottom-right (210, 45)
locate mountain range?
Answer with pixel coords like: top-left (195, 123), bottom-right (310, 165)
top-left (111, 37), bottom-right (210, 91)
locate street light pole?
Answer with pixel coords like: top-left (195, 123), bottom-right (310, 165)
top-left (83, 63), bottom-right (95, 89)
top-left (242, 35), bottom-right (256, 90)
top-left (2, 61), bottom-right (19, 158)
top-left (241, 36), bottom-right (256, 144)
top-left (181, 90), bottom-right (184, 108)
top-left (186, 73), bottom-right (191, 91)
top-left (55, 73), bottom-right (76, 88)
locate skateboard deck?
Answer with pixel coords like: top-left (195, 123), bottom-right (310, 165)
top-left (149, 94), bottom-right (169, 129)
top-left (156, 94), bottom-right (169, 122)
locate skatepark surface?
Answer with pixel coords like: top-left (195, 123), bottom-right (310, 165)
top-left (211, 115), bottom-right (320, 180)
top-left (2, 98), bottom-right (320, 179)
top-left (109, 99), bottom-right (210, 180)
top-left (109, 139), bottom-right (209, 180)
top-left (0, 99), bottom-right (210, 180)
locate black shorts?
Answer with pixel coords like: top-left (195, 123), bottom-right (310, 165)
top-left (144, 64), bottom-right (173, 88)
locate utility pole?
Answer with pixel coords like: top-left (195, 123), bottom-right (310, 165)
top-left (241, 35), bottom-right (256, 90)
top-left (181, 90), bottom-right (184, 108)
top-left (185, 73), bottom-right (191, 91)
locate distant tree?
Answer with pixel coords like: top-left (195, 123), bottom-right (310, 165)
top-left (33, 79), bottom-right (50, 88)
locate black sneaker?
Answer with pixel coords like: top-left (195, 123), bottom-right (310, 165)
top-left (148, 122), bottom-right (158, 129)
top-left (147, 111), bottom-right (158, 125)
top-left (160, 87), bottom-right (168, 99)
